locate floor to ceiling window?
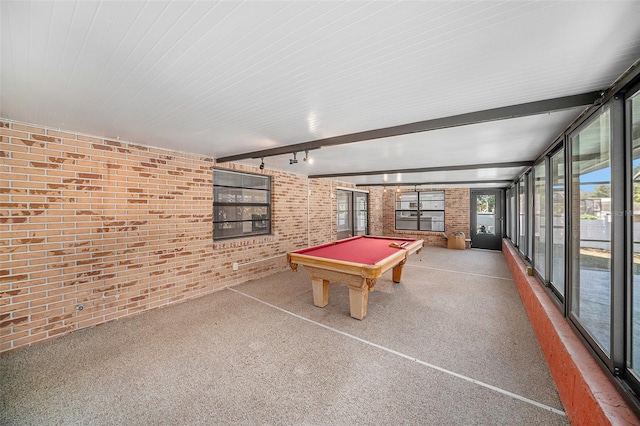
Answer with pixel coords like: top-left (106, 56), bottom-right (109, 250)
top-left (505, 66), bottom-right (640, 408)
top-left (570, 108), bottom-right (612, 356)
top-left (629, 89), bottom-right (640, 380)
top-left (518, 178), bottom-right (527, 256)
top-left (550, 148), bottom-right (565, 299)
top-left (509, 187), bottom-right (516, 242)
top-left (534, 163), bottom-right (546, 277)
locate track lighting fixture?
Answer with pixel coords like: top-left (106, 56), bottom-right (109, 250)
top-left (255, 148), bottom-right (318, 168)
top-left (303, 150), bottom-right (313, 164)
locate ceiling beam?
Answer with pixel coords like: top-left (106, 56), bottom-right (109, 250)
top-left (215, 91), bottom-right (601, 163)
top-left (308, 161), bottom-right (532, 179)
top-left (356, 180), bottom-right (513, 187)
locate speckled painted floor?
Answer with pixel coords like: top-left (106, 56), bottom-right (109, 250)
top-left (1, 246), bottom-right (568, 425)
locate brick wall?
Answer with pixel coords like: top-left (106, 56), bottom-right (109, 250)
top-left (1, 121), bottom-right (214, 353)
top-left (308, 179), bottom-right (336, 245)
top-left (1, 119), bottom-right (473, 354)
top-left (364, 187), bottom-right (385, 236)
top-left (0, 120), bottom-right (340, 354)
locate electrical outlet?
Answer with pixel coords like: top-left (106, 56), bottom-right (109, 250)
top-left (232, 262), bottom-right (238, 271)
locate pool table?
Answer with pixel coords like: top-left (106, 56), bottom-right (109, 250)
top-left (286, 236), bottom-right (423, 319)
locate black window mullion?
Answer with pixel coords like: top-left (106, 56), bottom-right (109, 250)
top-left (395, 191), bottom-right (444, 231)
top-left (612, 95), bottom-right (626, 374)
top-left (213, 169), bottom-right (271, 240)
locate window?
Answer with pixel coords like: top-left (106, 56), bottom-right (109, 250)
top-left (337, 189), bottom-right (368, 240)
top-left (507, 186), bottom-right (516, 242)
top-left (570, 108), bottom-right (612, 355)
top-left (213, 169), bottom-right (271, 240)
top-left (533, 162), bottom-right (546, 277)
top-left (475, 194), bottom-right (496, 234)
top-left (550, 148), bottom-right (565, 299)
top-left (395, 191), bottom-right (444, 231)
top-left (354, 192), bottom-right (368, 236)
top-left (518, 178), bottom-right (527, 255)
top-left (337, 190), bottom-right (353, 239)
top-left (629, 89), bottom-right (640, 381)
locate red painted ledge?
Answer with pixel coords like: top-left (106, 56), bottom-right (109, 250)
top-left (502, 239), bottom-right (640, 426)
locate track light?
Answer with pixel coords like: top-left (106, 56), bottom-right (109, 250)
top-left (289, 152), bottom-right (298, 165)
top-left (259, 157), bottom-right (265, 170)
top-left (303, 150), bottom-right (313, 164)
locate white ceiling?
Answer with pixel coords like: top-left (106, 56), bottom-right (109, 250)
top-left (2, 1), bottom-right (640, 188)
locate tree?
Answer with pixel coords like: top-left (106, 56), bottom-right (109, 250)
top-left (477, 195), bottom-right (495, 213)
top-left (587, 184), bottom-right (610, 198)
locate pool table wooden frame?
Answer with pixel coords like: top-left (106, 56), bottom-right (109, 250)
top-left (286, 236), bottom-right (423, 320)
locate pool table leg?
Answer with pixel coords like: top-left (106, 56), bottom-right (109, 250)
top-left (312, 278), bottom-right (329, 307)
top-left (348, 285), bottom-right (368, 320)
top-left (392, 259), bottom-right (407, 283)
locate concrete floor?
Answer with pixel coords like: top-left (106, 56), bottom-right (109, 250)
top-left (1, 246), bottom-right (568, 425)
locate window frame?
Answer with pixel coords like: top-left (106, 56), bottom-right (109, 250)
top-left (337, 188), bottom-right (369, 239)
top-left (517, 176), bottom-right (528, 257)
top-left (394, 190), bottom-right (445, 232)
top-left (549, 144), bottom-right (566, 303)
top-left (212, 168), bottom-right (272, 241)
top-left (625, 82), bottom-right (640, 393)
top-left (567, 102), bottom-right (617, 370)
top-left (533, 161), bottom-right (547, 279)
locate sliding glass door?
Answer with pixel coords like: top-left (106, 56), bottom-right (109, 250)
top-left (337, 189), bottom-right (368, 240)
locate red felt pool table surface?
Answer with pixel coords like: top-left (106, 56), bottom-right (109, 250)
top-left (291, 235), bottom-right (419, 265)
